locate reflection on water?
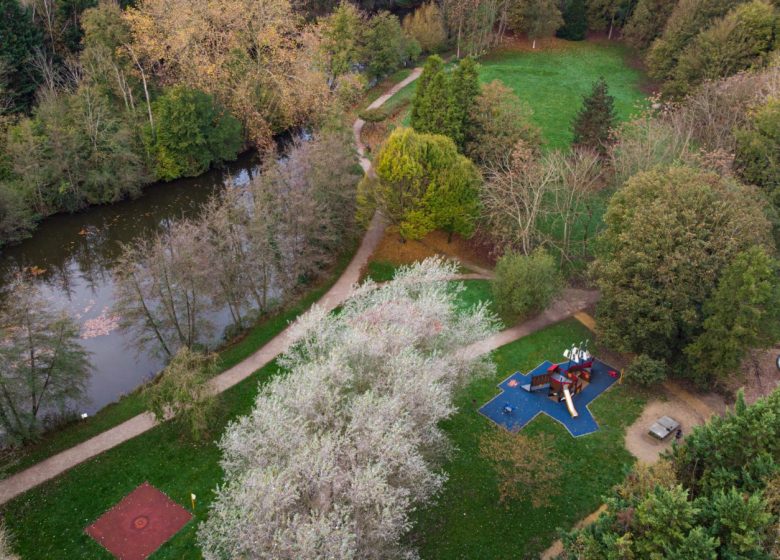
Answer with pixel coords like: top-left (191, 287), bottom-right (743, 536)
top-left (0, 152), bottom-right (262, 414)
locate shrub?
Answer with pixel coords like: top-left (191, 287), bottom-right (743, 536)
top-left (626, 354), bottom-right (667, 386)
top-left (334, 72), bottom-right (366, 108)
top-left (492, 249), bottom-right (563, 320)
top-left (144, 347), bottom-right (217, 442)
top-left (734, 97), bottom-right (780, 196)
top-left (358, 107), bottom-right (389, 122)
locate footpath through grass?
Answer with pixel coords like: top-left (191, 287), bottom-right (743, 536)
top-left (2, 279), bottom-right (499, 559)
top-left (409, 318), bottom-right (646, 558)
top-left (0, 247), bottom-right (356, 480)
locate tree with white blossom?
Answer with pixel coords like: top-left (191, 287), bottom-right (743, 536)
top-left (198, 258), bottom-right (498, 559)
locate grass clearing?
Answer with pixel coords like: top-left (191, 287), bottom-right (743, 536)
top-left (382, 40), bottom-right (645, 150)
top-left (2, 278), bottom-right (499, 559)
top-left (409, 318), bottom-right (645, 559)
top-left (479, 41), bottom-right (645, 149)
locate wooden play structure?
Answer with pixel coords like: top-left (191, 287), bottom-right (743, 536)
top-left (521, 341), bottom-right (594, 418)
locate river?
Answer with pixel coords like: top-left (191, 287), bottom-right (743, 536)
top-left (0, 151), bottom-right (263, 415)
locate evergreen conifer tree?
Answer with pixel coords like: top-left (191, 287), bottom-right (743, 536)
top-left (571, 77), bottom-right (616, 154)
top-left (557, 0), bottom-right (588, 40)
top-left (410, 55), bottom-right (445, 129)
top-left (449, 57), bottom-right (480, 148)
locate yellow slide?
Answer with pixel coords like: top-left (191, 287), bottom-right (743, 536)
top-left (563, 387), bottom-right (578, 418)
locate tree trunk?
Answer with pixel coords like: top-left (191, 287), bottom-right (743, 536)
top-left (532, 39), bottom-right (537, 49)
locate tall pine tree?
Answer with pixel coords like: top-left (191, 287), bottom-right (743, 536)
top-left (556, 0), bottom-right (588, 41)
top-left (571, 77), bottom-right (616, 154)
top-left (448, 57), bottom-right (480, 148)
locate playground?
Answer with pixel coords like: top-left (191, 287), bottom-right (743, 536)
top-left (480, 343), bottom-right (621, 437)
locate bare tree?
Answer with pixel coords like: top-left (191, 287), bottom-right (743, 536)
top-left (481, 141), bottom-right (557, 255)
top-left (113, 221), bottom-right (213, 358)
top-left (0, 279), bottom-right (91, 444)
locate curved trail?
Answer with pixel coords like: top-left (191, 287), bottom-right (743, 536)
top-left (0, 66), bottom-right (597, 506)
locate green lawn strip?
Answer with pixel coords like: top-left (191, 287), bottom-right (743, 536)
top-left (362, 68), bottom-right (414, 108)
top-left (479, 42), bottom-right (646, 150)
top-left (2, 279), bottom-right (498, 558)
top-left (0, 247), bottom-right (356, 479)
top-left (409, 318), bottom-right (646, 559)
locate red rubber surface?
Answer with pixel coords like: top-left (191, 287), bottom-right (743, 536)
top-left (85, 482), bottom-right (192, 559)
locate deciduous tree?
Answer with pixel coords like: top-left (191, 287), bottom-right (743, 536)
top-left (508, 0), bottom-right (563, 49)
top-left (593, 166), bottom-right (772, 369)
top-left (465, 80), bottom-right (541, 166)
top-left (402, 1), bottom-right (447, 53)
top-left (198, 259), bottom-right (497, 559)
top-left (491, 248), bottom-right (562, 319)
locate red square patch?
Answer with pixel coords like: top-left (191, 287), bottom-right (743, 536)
top-left (85, 482), bottom-right (192, 560)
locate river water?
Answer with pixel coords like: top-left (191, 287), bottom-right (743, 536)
top-left (0, 152), bottom-right (262, 415)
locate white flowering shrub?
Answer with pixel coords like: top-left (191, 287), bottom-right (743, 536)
top-left (198, 258), bottom-right (497, 559)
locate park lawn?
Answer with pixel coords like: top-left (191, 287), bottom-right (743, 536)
top-left (2, 278), bottom-right (497, 559)
top-left (479, 41), bottom-right (645, 149)
top-left (409, 318), bottom-right (646, 559)
top-left (0, 246), bottom-right (357, 480)
top-left (384, 41), bottom-right (645, 149)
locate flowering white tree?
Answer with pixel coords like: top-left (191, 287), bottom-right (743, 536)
top-left (198, 258), bottom-right (497, 559)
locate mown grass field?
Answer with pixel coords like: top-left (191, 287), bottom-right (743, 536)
top-left (408, 319), bottom-right (645, 559)
top-left (382, 40), bottom-right (645, 150)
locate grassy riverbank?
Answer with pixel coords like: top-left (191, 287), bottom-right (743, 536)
top-left (0, 246), bottom-right (357, 479)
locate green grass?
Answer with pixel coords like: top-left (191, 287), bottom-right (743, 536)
top-left (383, 41), bottom-right (645, 149)
top-left (409, 318), bottom-right (646, 559)
top-left (480, 42), bottom-right (646, 149)
top-left (0, 247), bottom-right (357, 480)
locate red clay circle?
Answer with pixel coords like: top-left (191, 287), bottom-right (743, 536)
top-left (132, 516), bottom-right (149, 530)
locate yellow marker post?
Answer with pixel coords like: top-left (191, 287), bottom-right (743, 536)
top-left (191, 493), bottom-right (196, 511)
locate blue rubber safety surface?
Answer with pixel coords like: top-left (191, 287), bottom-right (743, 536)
top-left (478, 359), bottom-right (621, 437)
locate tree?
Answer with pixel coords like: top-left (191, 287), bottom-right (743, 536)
top-left (113, 220), bottom-right (213, 358)
top-left (198, 259), bottom-right (497, 559)
top-left (556, 0), bottom-right (587, 41)
top-left (465, 79), bottom-right (541, 167)
top-left (572, 77), bottom-right (617, 155)
top-left (448, 56), bottom-right (480, 147)
top-left (593, 166), bottom-right (772, 369)
top-left (0, 279), bottom-right (90, 444)
top-left (410, 55), bottom-right (457, 138)
top-left (491, 248), bottom-right (562, 319)
top-left (125, 0), bottom-right (331, 148)
top-left (480, 428), bottom-right (561, 508)
top-left (362, 11), bottom-right (419, 81)
top-left (508, 0), bottom-right (563, 49)
top-left (666, 0), bottom-right (778, 97)
top-left (685, 246), bottom-right (780, 385)
top-left (646, 0), bottom-right (744, 82)
top-left (375, 127), bottom-right (480, 240)
top-left (145, 86), bottom-right (242, 181)
top-left (402, 1), bottom-right (447, 53)
top-left (623, 0), bottom-right (678, 50)
top-left (145, 347), bottom-right (217, 442)
top-left (318, 1), bottom-right (365, 82)
top-left (586, 0), bottom-right (624, 39)
top-left (734, 95), bottom-right (780, 199)
top-left (0, 0), bottom-right (43, 113)
top-left (480, 140), bottom-right (556, 255)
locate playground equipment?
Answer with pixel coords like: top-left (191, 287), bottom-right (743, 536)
top-left (522, 341), bottom-right (595, 418)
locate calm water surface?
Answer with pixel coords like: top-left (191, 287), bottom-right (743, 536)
top-left (0, 152), bottom-right (262, 414)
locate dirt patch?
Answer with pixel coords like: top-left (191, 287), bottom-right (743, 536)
top-left (720, 348), bottom-right (780, 405)
top-left (367, 229), bottom-right (496, 273)
top-left (625, 386), bottom-right (728, 464)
